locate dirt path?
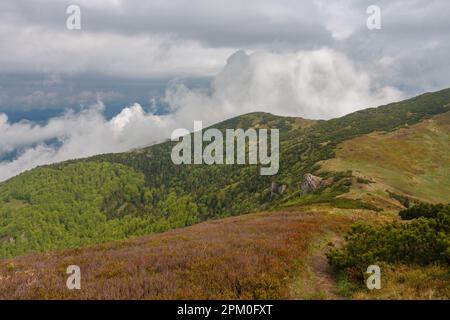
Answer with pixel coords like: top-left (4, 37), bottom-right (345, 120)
top-left (290, 233), bottom-right (344, 299)
top-left (309, 235), bottom-right (343, 299)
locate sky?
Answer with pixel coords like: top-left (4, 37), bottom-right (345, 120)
top-left (0, 0), bottom-right (449, 181)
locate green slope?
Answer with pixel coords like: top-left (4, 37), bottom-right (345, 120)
top-left (321, 111), bottom-right (450, 205)
top-left (0, 88), bottom-right (450, 258)
top-left (0, 162), bottom-right (200, 258)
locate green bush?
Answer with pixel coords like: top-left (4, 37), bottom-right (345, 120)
top-left (399, 203), bottom-right (445, 220)
top-left (327, 203), bottom-right (450, 280)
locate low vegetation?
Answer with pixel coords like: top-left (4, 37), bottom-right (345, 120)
top-left (327, 203), bottom-right (450, 298)
top-left (321, 111), bottom-right (450, 205)
top-left (0, 208), bottom-right (356, 299)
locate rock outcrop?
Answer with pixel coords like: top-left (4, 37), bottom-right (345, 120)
top-left (271, 182), bottom-right (286, 196)
top-left (300, 173), bottom-right (326, 194)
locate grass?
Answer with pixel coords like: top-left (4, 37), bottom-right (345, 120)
top-left (340, 264), bottom-right (450, 300)
top-left (0, 205), bottom-right (446, 300)
top-left (0, 208), bottom-right (327, 299)
top-left (289, 230), bottom-right (343, 299)
top-left (0, 206), bottom-right (369, 300)
top-left (321, 111), bottom-right (450, 205)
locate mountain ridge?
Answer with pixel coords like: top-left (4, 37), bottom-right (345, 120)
top-left (0, 88), bottom-right (449, 259)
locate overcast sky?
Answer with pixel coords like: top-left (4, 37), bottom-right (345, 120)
top-left (0, 0), bottom-right (449, 180)
top-left (1, 0), bottom-right (450, 111)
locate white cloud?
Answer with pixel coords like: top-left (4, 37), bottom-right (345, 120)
top-left (315, 0), bottom-right (363, 40)
top-left (0, 48), bottom-right (404, 181)
top-left (165, 49), bottom-right (403, 122)
top-left (0, 102), bottom-right (174, 181)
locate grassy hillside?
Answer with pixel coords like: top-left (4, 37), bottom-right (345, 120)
top-left (321, 111), bottom-right (450, 205)
top-left (1, 205), bottom-right (447, 300)
top-left (0, 206), bottom-right (385, 299)
top-left (0, 88), bottom-right (449, 259)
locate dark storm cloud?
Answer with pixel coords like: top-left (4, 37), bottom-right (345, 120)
top-left (0, 0), bottom-right (450, 108)
top-left (0, 0), bottom-right (332, 48)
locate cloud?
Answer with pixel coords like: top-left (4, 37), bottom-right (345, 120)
top-left (0, 48), bottom-right (404, 181)
top-left (0, 0), bottom-right (331, 48)
top-left (1, 0), bottom-right (449, 182)
top-left (0, 24), bottom-right (234, 78)
top-left (1, 0), bottom-right (450, 101)
top-left (0, 102), bottom-right (175, 181)
top-left (165, 49), bottom-right (403, 122)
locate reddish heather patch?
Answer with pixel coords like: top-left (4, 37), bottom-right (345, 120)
top-left (0, 210), bottom-right (351, 299)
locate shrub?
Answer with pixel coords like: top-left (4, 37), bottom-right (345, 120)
top-left (399, 203), bottom-right (445, 220)
top-left (327, 203), bottom-right (450, 279)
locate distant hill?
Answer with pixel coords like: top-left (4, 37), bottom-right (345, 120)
top-left (0, 88), bottom-right (450, 259)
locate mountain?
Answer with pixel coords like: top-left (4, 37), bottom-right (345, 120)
top-left (0, 88), bottom-right (449, 299)
top-left (0, 88), bottom-right (450, 259)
